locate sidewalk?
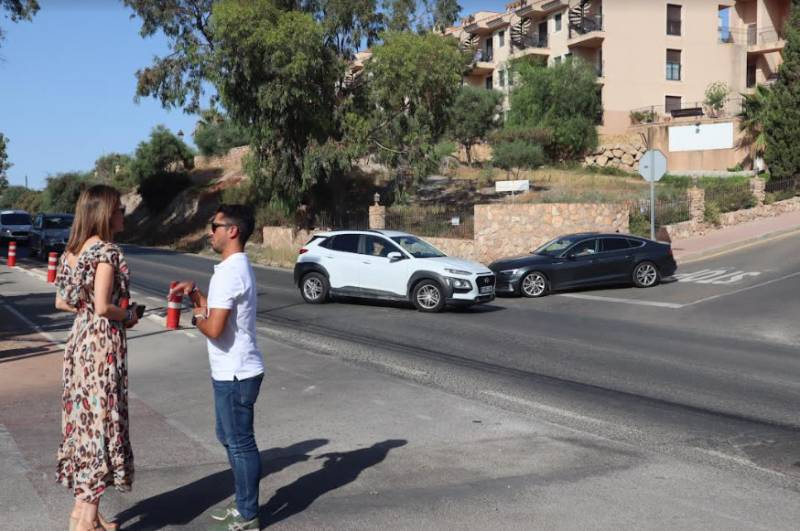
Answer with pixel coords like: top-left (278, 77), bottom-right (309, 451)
top-left (1, 264), bottom-right (799, 530)
top-left (670, 209), bottom-right (800, 263)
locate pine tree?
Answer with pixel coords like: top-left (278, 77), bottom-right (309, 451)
top-left (764, 3), bottom-right (800, 179)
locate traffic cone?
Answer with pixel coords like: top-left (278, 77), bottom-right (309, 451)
top-left (166, 281), bottom-right (182, 329)
top-left (47, 252), bottom-right (58, 283)
top-left (7, 241), bottom-right (16, 267)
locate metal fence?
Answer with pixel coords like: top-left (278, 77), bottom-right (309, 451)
top-left (765, 176), bottom-right (800, 202)
top-left (625, 197), bottom-right (692, 237)
top-left (385, 205), bottom-right (475, 240)
top-left (314, 209), bottom-right (370, 231)
top-left (629, 96), bottom-right (744, 125)
top-left (704, 181), bottom-right (756, 212)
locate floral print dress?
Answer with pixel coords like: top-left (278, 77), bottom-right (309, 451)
top-left (55, 241), bottom-right (134, 502)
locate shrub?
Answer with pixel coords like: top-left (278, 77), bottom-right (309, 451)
top-left (130, 126), bottom-right (195, 210)
top-left (704, 81), bottom-right (730, 117)
top-left (490, 139), bottom-right (545, 180)
top-left (704, 201), bottom-right (721, 226)
top-left (138, 172), bottom-right (192, 211)
top-left (0, 186), bottom-right (43, 212)
top-left (629, 110), bottom-right (658, 124)
top-left (42, 172), bottom-right (93, 213)
top-left (94, 153), bottom-right (137, 192)
top-left (193, 118), bottom-right (251, 157)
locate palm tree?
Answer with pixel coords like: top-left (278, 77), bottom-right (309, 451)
top-left (737, 85), bottom-right (770, 170)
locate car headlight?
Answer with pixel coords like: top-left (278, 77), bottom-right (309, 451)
top-left (500, 269), bottom-right (520, 276)
top-left (445, 268), bottom-right (471, 276)
top-left (447, 277), bottom-right (472, 289)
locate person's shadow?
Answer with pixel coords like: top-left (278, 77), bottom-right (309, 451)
top-left (115, 438), bottom-right (329, 530)
top-left (261, 439), bottom-right (407, 527)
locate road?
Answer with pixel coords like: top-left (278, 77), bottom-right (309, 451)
top-left (13, 233), bottom-right (800, 482)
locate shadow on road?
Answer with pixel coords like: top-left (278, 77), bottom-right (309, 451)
top-left (261, 439), bottom-right (407, 527)
top-left (115, 439), bottom-right (330, 530)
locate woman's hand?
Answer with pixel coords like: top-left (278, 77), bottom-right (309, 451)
top-left (124, 304), bottom-right (140, 329)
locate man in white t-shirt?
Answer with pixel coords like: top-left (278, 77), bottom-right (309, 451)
top-left (171, 204), bottom-right (264, 531)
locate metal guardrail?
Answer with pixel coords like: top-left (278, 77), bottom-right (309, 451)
top-left (629, 96), bottom-right (745, 125)
top-left (569, 15), bottom-right (603, 39)
top-left (385, 205), bottom-right (475, 240)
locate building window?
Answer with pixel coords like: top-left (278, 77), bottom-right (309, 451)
top-left (746, 63), bottom-right (756, 88)
top-left (499, 69), bottom-right (506, 87)
top-left (498, 30), bottom-right (505, 47)
top-left (667, 4), bottom-right (682, 36)
top-left (485, 75), bottom-right (493, 89)
top-left (666, 49), bottom-right (681, 80)
top-left (555, 13), bottom-right (562, 32)
top-left (665, 95), bottom-right (682, 114)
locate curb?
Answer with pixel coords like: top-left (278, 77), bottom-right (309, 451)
top-left (675, 225), bottom-right (800, 265)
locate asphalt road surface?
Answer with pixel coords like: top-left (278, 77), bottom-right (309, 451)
top-left (13, 232), bottom-right (800, 483)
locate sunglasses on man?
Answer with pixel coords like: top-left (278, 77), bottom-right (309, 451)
top-left (211, 221), bottom-right (236, 232)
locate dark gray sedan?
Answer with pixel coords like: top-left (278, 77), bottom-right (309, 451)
top-left (489, 233), bottom-right (677, 297)
top-left (29, 213), bottom-right (74, 258)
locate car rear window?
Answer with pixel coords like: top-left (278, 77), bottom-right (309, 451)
top-left (329, 234), bottom-right (360, 253)
top-left (1, 213), bottom-right (31, 225)
top-left (626, 238), bottom-right (646, 248)
top-left (601, 238), bottom-right (630, 252)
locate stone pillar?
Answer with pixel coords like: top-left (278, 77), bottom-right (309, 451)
top-left (688, 186), bottom-right (705, 224)
top-left (369, 193), bottom-right (386, 229)
top-left (750, 177), bottom-right (766, 206)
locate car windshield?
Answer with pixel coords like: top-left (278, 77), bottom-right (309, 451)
top-left (44, 216), bottom-right (74, 229)
top-left (534, 237), bottom-right (580, 256)
top-left (391, 235), bottom-right (446, 258)
top-left (1, 213), bottom-right (31, 225)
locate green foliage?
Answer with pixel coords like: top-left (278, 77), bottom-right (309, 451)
top-left (432, 0), bottom-right (462, 33)
top-left (737, 84), bottom-right (770, 165)
top-left (0, 132), bottom-right (10, 191)
top-left (490, 139), bottom-right (545, 179)
top-left (448, 86), bottom-right (503, 165)
top-left (42, 172), bottom-right (92, 213)
top-left (704, 201), bottom-right (721, 226)
top-left (357, 30), bottom-right (466, 198)
top-left (507, 59), bottom-right (601, 161)
top-left (138, 172), bottom-right (192, 211)
top-left (0, 0), bottom-right (39, 47)
top-left (193, 113), bottom-right (251, 157)
top-left (764, 3), bottom-right (800, 179)
top-left (629, 203), bottom-right (692, 237)
top-left (213, 0), bottom-right (342, 212)
top-left (94, 153), bottom-right (136, 192)
top-left (629, 109), bottom-right (658, 124)
top-left (129, 125), bottom-right (194, 210)
top-left (703, 81), bottom-right (730, 117)
top-left (320, 0), bottom-right (384, 59)
top-left (0, 185), bottom-right (42, 212)
top-left (382, 0), bottom-right (417, 32)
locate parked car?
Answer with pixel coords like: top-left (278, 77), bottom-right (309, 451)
top-left (0, 209), bottom-right (32, 244)
top-left (294, 230), bottom-right (496, 312)
top-left (489, 232), bottom-right (677, 297)
top-left (29, 213), bottom-right (74, 258)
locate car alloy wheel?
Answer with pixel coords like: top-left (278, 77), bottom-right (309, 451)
top-left (413, 280), bottom-right (445, 312)
top-left (301, 273), bottom-right (329, 304)
top-left (520, 271), bottom-right (547, 298)
top-left (634, 262), bottom-right (659, 288)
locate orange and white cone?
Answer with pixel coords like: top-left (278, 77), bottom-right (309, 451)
top-left (7, 241), bottom-right (16, 267)
top-left (166, 281), bottom-right (182, 329)
top-left (47, 252), bottom-right (58, 283)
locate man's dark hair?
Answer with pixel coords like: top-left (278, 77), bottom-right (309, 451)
top-left (217, 204), bottom-right (255, 245)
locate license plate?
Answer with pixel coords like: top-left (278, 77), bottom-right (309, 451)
top-left (479, 286), bottom-right (493, 294)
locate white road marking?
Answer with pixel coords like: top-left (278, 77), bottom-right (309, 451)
top-left (481, 390), bottom-right (612, 426)
top-left (183, 331), bottom-right (198, 339)
top-left (684, 271), bottom-right (800, 307)
top-left (676, 269), bottom-right (762, 285)
top-left (557, 293), bottom-right (684, 309)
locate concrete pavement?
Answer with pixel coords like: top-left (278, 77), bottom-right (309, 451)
top-left (2, 261), bottom-right (800, 529)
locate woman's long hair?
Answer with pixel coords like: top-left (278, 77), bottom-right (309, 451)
top-left (65, 184), bottom-right (121, 255)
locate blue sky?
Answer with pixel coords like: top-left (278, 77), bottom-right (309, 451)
top-left (1, 0), bottom-right (507, 190)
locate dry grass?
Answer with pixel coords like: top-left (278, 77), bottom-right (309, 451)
top-left (245, 245), bottom-right (296, 269)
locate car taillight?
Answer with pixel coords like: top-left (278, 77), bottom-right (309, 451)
top-left (299, 248), bottom-right (308, 255)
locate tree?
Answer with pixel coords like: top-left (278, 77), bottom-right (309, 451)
top-left (737, 84), bottom-right (770, 169)
top-left (382, 0), bottom-right (417, 32)
top-left (432, 0), bottom-right (461, 33)
top-left (0, 185), bottom-right (42, 211)
top-left (0, 0), bottom-right (38, 48)
top-left (448, 86), bottom-right (502, 165)
top-left (354, 31), bottom-right (466, 199)
top-left (489, 127), bottom-right (548, 180)
top-left (764, 3), bottom-right (800, 179)
top-left (319, 0), bottom-right (384, 60)
top-left (123, 0), bottom-right (216, 113)
top-left (94, 153), bottom-right (137, 192)
top-left (42, 172), bottom-right (92, 213)
top-left (129, 126), bottom-right (195, 209)
top-left (0, 132), bottom-right (10, 191)
top-left (193, 110), bottom-right (251, 157)
top-left (211, 0), bottom-right (341, 212)
top-left (704, 81), bottom-right (730, 118)
top-left (507, 58), bottom-right (601, 161)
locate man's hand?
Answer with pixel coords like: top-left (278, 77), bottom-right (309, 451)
top-left (169, 280), bottom-right (196, 298)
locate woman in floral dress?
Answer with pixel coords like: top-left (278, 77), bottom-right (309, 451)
top-left (55, 185), bottom-right (140, 531)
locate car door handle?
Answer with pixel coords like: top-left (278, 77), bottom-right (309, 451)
top-left (325, 255), bottom-right (334, 259)
top-left (362, 261), bottom-right (371, 264)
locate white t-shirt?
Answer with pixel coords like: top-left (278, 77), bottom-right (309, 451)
top-left (206, 252), bottom-right (264, 381)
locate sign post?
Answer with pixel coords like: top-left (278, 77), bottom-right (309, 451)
top-left (638, 149), bottom-right (667, 240)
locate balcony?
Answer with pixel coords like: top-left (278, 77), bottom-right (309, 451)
top-left (568, 15), bottom-right (604, 48)
top-left (747, 25), bottom-right (785, 54)
top-left (470, 49), bottom-right (495, 75)
top-left (510, 33), bottom-right (550, 58)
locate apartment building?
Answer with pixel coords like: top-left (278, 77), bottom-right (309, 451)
top-left (449, 0), bottom-right (791, 134)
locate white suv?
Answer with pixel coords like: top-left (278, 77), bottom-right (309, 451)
top-left (294, 230), bottom-right (496, 312)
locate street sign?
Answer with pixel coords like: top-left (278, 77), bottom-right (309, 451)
top-left (638, 149), bottom-right (668, 240)
top-left (495, 180), bottom-right (530, 193)
top-left (638, 149), bottom-right (667, 182)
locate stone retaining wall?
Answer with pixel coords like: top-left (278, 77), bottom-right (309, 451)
top-left (584, 142), bottom-right (647, 173)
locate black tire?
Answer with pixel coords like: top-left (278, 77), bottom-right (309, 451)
top-left (300, 272), bottom-right (329, 304)
top-left (519, 271), bottom-right (548, 298)
top-left (411, 279), bottom-right (446, 313)
top-left (633, 261), bottom-right (660, 288)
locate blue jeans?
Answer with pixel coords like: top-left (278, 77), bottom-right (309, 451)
top-left (213, 374), bottom-right (263, 520)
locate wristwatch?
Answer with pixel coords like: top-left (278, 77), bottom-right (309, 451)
top-left (191, 312), bottom-right (207, 327)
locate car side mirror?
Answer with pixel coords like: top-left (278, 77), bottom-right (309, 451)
top-left (387, 251), bottom-right (404, 262)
